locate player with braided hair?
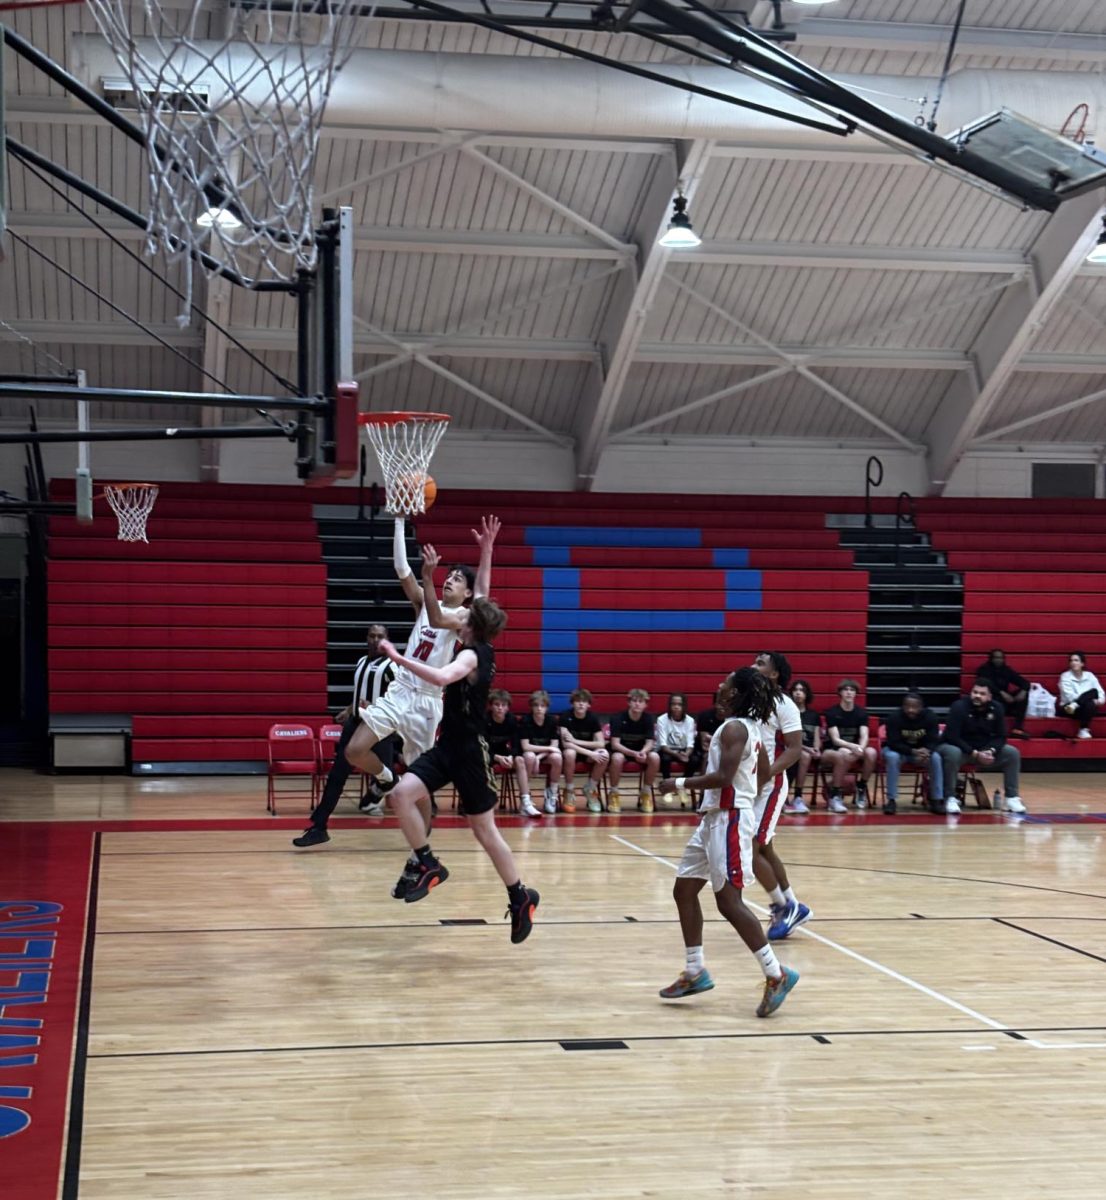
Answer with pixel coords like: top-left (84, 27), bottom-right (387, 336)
top-left (656, 667), bottom-right (800, 1018)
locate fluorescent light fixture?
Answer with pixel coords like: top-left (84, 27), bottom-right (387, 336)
top-left (196, 206), bottom-right (242, 230)
top-left (658, 195), bottom-right (701, 249)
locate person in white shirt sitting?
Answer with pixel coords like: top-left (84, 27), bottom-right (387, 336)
top-left (1059, 651), bottom-right (1104, 740)
top-left (656, 692), bottom-right (697, 809)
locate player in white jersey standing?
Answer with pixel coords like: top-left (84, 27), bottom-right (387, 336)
top-left (656, 667), bottom-right (800, 1018)
top-left (752, 651), bottom-right (813, 941)
top-left (344, 516), bottom-right (499, 880)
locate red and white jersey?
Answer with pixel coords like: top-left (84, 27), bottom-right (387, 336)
top-left (395, 602), bottom-right (465, 695)
top-left (761, 692), bottom-right (801, 754)
top-left (700, 717), bottom-right (762, 813)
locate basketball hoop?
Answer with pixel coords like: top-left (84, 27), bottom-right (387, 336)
top-left (82, 0), bottom-right (363, 317)
top-left (104, 483), bottom-right (159, 543)
top-left (359, 413), bottom-right (450, 516)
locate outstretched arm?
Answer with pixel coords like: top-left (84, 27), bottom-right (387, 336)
top-left (472, 515), bottom-right (500, 600)
top-left (393, 517), bottom-right (424, 614)
top-left (378, 639), bottom-right (476, 689)
top-left (420, 544), bottom-right (465, 631)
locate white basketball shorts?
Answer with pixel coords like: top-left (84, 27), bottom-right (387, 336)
top-left (359, 683), bottom-right (442, 760)
top-left (676, 808), bottom-right (756, 893)
top-left (753, 772), bottom-right (789, 846)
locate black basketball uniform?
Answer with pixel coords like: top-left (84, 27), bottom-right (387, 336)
top-left (406, 642), bottom-right (498, 815)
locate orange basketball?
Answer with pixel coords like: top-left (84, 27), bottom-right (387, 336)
top-left (395, 472), bottom-right (437, 513)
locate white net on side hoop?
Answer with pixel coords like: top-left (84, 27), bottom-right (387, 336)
top-left (360, 414), bottom-right (450, 516)
top-left (83, 0), bottom-right (362, 318)
top-left (104, 483), bottom-right (159, 543)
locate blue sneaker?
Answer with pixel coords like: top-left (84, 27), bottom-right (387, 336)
top-left (767, 899), bottom-right (812, 941)
top-left (756, 965), bottom-right (800, 1017)
top-left (659, 968), bottom-right (715, 999)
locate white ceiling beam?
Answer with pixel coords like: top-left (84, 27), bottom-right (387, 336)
top-left (673, 242), bottom-right (1028, 274)
top-left (459, 145), bottom-right (636, 257)
top-left (664, 276), bottom-right (922, 450)
top-left (923, 190), bottom-right (1106, 494)
top-left (317, 133), bottom-right (477, 205)
top-left (791, 17), bottom-right (1106, 65)
top-left (414, 356), bottom-right (572, 448)
top-left (635, 343), bottom-right (970, 370)
top-left (4, 320), bottom-right (202, 347)
top-left (575, 138), bottom-right (714, 487)
top-left (972, 384), bottom-right (1106, 445)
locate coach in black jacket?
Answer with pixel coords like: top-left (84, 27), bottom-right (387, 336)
top-left (936, 679), bottom-right (1027, 814)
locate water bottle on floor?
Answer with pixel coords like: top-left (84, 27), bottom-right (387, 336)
top-left (992, 789), bottom-right (1004, 812)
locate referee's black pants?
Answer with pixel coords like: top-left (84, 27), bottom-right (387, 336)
top-left (310, 715), bottom-right (397, 830)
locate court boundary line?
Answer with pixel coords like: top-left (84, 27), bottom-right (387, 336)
top-left (991, 918), bottom-right (1106, 965)
top-left (61, 831), bottom-right (101, 1200)
top-left (84, 1021), bottom-right (1106, 1062)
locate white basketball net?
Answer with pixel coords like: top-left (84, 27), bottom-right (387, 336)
top-left (84, 0), bottom-right (361, 318)
top-left (361, 415), bottom-right (450, 516)
top-left (104, 483), bottom-right (159, 543)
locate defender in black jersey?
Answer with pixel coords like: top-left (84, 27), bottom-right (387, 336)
top-left (380, 587), bottom-right (540, 944)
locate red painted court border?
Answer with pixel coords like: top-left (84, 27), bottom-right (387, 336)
top-left (0, 826), bottom-right (97, 1200)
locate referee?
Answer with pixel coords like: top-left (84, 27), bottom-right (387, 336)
top-left (294, 623), bottom-right (400, 846)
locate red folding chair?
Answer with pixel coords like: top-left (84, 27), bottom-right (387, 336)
top-left (267, 724), bottom-right (319, 815)
top-left (316, 723), bottom-right (344, 795)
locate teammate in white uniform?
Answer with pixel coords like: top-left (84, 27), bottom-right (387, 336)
top-left (656, 667), bottom-right (800, 1019)
top-left (345, 515), bottom-right (500, 868)
top-left (752, 651), bottom-right (813, 942)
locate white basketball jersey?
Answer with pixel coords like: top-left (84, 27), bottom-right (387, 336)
top-left (700, 717), bottom-right (762, 813)
top-left (762, 692), bottom-right (802, 752)
top-left (396, 602), bottom-right (465, 694)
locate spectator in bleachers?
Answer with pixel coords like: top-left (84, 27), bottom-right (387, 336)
top-left (784, 679), bottom-right (819, 815)
top-left (519, 689), bottom-right (565, 815)
top-left (487, 689), bottom-right (537, 818)
top-left (560, 688), bottom-right (610, 813)
top-left (655, 692), bottom-right (697, 809)
top-left (822, 679), bottom-right (877, 814)
top-left (1059, 651), bottom-right (1104, 740)
top-left (693, 690), bottom-right (723, 775)
top-left (609, 688), bottom-right (661, 814)
top-left (881, 691), bottom-right (942, 817)
top-left (936, 679), bottom-right (1026, 814)
top-left (977, 648), bottom-right (1030, 737)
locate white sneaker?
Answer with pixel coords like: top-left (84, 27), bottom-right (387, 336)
top-left (945, 798), bottom-right (961, 815)
top-left (1004, 796), bottom-right (1027, 814)
top-left (542, 794), bottom-right (557, 815)
top-left (828, 795), bottom-right (847, 814)
top-left (854, 791), bottom-right (868, 810)
top-left (520, 796), bottom-right (542, 818)
top-left (788, 797), bottom-right (810, 815)
top-left (1077, 728), bottom-right (1093, 740)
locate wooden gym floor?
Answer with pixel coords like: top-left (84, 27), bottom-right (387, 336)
top-left (4, 769), bottom-right (1106, 1199)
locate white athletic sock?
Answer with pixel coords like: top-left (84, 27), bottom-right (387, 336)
top-left (521, 792), bottom-right (531, 803)
top-left (783, 886), bottom-right (797, 905)
top-left (376, 765), bottom-right (393, 785)
top-left (686, 946), bottom-right (705, 977)
top-left (754, 944), bottom-right (782, 980)
top-left (767, 886), bottom-right (786, 906)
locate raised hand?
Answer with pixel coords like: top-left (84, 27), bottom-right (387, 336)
top-left (378, 638), bottom-right (399, 662)
top-left (472, 514), bottom-right (501, 551)
top-left (421, 543), bottom-right (441, 574)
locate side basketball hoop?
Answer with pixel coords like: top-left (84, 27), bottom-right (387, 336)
top-left (358, 413), bottom-right (450, 516)
top-left (104, 482), bottom-right (159, 543)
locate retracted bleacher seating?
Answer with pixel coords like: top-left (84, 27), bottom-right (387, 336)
top-left (48, 482), bottom-right (329, 769)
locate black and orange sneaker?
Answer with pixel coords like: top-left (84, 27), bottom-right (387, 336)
top-left (507, 886), bottom-right (540, 944)
top-left (403, 858), bottom-right (449, 903)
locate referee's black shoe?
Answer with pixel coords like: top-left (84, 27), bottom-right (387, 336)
top-left (507, 886), bottom-right (540, 944)
top-left (404, 857), bottom-right (449, 903)
top-left (292, 826), bottom-right (329, 848)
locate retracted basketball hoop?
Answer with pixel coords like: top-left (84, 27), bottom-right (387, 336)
top-left (103, 482), bottom-right (159, 543)
top-left (359, 412), bottom-right (450, 516)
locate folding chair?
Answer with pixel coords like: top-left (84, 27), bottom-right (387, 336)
top-left (267, 724), bottom-right (319, 815)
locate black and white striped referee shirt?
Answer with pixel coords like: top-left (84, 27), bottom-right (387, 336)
top-left (352, 654), bottom-right (396, 711)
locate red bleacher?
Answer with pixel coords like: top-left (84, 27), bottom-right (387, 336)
top-left (419, 500), bottom-right (869, 713)
top-left (915, 501), bottom-right (1106, 759)
top-left (48, 481), bottom-right (329, 764)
